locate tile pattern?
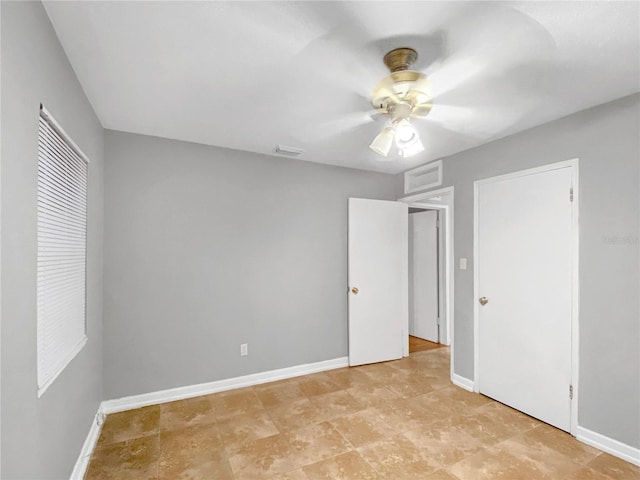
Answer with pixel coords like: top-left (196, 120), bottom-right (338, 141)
top-left (85, 348), bottom-right (640, 479)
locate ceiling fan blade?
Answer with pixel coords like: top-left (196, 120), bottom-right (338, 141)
top-left (293, 23), bottom-right (381, 98)
top-left (421, 104), bottom-right (487, 140)
top-left (292, 111), bottom-right (375, 143)
top-left (424, 3), bottom-right (557, 99)
top-left (422, 97), bottom-right (535, 142)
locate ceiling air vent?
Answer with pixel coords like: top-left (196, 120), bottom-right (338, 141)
top-left (274, 145), bottom-right (304, 157)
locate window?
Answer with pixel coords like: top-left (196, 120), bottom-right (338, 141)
top-left (37, 105), bottom-right (89, 396)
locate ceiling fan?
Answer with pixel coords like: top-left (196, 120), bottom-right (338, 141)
top-left (369, 47), bottom-right (433, 158)
top-left (281, 2), bottom-right (560, 163)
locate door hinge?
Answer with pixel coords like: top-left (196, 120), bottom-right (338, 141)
top-left (569, 384), bottom-right (574, 400)
top-left (569, 187), bottom-right (574, 202)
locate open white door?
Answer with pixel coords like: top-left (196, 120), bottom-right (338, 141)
top-left (348, 198), bottom-right (407, 366)
top-left (409, 210), bottom-right (439, 342)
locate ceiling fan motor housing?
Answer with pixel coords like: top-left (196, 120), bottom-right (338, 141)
top-left (383, 47), bottom-right (418, 72)
top-left (371, 47), bottom-right (433, 120)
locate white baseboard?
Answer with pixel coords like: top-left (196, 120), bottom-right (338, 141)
top-left (72, 356), bottom-right (348, 479)
top-left (69, 410), bottom-right (105, 480)
top-left (101, 356), bottom-right (349, 414)
top-left (576, 426), bottom-right (640, 466)
top-left (451, 373), bottom-right (474, 392)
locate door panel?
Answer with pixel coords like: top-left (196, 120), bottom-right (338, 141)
top-left (477, 167), bottom-right (573, 431)
top-left (409, 210), bottom-right (439, 342)
top-left (348, 198), bottom-right (407, 366)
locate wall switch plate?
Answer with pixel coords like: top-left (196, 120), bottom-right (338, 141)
top-left (240, 343), bottom-right (248, 356)
top-left (459, 258), bottom-right (468, 270)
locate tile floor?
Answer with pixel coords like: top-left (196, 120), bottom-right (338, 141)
top-left (408, 336), bottom-right (443, 354)
top-left (85, 348), bottom-right (640, 479)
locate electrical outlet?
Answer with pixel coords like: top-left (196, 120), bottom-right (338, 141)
top-left (240, 343), bottom-right (248, 356)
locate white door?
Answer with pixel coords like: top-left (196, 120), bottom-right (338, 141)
top-left (477, 166), bottom-right (574, 432)
top-left (409, 210), bottom-right (439, 342)
top-left (348, 198), bottom-right (407, 366)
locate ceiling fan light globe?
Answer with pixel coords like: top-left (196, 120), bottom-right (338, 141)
top-left (395, 119), bottom-right (417, 143)
top-left (369, 127), bottom-right (394, 157)
top-left (399, 137), bottom-right (425, 158)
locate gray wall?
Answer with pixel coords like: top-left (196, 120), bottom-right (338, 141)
top-left (415, 94), bottom-right (639, 448)
top-left (1, 2), bottom-right (104, 479)
top-left (103, 131), bottom-right (397, 399)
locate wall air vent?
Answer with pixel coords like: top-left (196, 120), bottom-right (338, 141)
top-left (274, 145), bottom-right (304, 157)
top-left (404, 160), bottom-right (443, 194)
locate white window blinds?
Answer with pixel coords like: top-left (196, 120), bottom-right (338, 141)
top-left (37, 107), bottom-right (89, 396)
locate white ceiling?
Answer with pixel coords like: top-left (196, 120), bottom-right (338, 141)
top-left (43, 1), bottom-right (640, 174)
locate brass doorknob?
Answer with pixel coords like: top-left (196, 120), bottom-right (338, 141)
top-left (479, 297), bottom-right (488, 306)
top-left (351, 287), bottom-right (359, 295)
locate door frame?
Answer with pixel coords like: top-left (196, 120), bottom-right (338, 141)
top-left (399, 186), bottom-right (454, 376)
top-left (473, 159), bottom-right (580, 435)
